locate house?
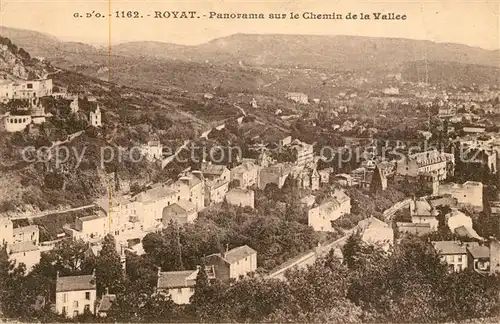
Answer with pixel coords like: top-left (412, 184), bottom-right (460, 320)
top-left (308, 190), bottom-right (351, 232)
top-left (230, 162), bottom-right (260, 188)
top-left (467, 245), bottom-right (490, 273)
top-left (204, 245), bottom-right (257, 282)
top-left (134, 181), bottom-right (189, 229)
top-left (201, 161), bottom-right (230, 182)
top-left (432, 241), bottom-right (479, 272)
top-left (66, 213), bottom-right (110, 242)
top-left (97, 291), bottom-right (116, 318)
top-left (177, 171), bottom-right (205, 212)
top-left (438, 181), bottom-right (483, 211)
top-left (357, 217), bottom-right (394, 251)
top-left (12, 225), bottom-right (39, 245)
top-left (285, 92), bottom-right (308, 104)
top-left (205, 178), bottom-right (230, 206)
top-left (56, 272), bottom-right (97, 318)
top-left (7, 241), bottom-right (41, 273)
top-left (395, 150), bottom-right (455, 181)
top-left (225, 188), bottom-right (255, 209)
top-left (409, 198), bottom-right (439, 230)
top-left (396, 222), bottom-right (432, 237)
top-left (162, 200), bottom-right (198, 225)
top-left (156, 266), bottom-right (216, 305)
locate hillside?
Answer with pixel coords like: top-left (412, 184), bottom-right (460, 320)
top-left (2, 26), bottom-right (499, 72)
top-left (112, 34), bottom-right (500, 70)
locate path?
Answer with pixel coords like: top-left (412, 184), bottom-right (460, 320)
top-left (7, 204), bottom-right (96, 220)
top-left (266, 226), bottom-right (357, 280)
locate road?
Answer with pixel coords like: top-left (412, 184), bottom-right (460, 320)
top-left (7, 204), bottom-right (96, 220)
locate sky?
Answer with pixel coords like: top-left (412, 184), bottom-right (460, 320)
top-left (0, 0), bottom-right (498, 49)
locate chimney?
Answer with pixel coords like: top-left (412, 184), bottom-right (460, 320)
top-left (56, 271), bottom-right (60, 280)
top-left (157, 266), bottom-right (162, 277)
top-left (105, 287), bottom-right (109, 295)
top-left (92, 268), bottom-right (96, 278)
top-left (224, 244), bottom-right (229, 258)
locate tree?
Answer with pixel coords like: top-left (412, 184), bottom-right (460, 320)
top-left (45, 238), bottom-right (91, 275)
top-left (189, 259), bottom-right (211, 317)
top-left (95, 234), bottom-right (124, 296)
top-left (342, 232), bottom-right (364, 269)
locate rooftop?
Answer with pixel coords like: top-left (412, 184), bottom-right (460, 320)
top-left (98, 294), bottom-right (117, 313)
top-left (157, 270), bottom-right (197, 289)
top-left (56, 274), bottom-right (95, 292)
top-left (168, 199), bottom-right (197, 212)
top-left (467, 245), bottom-right (490, 259)
top-left (79, 214), bottom-right (107, 222)
top-left (432, 241), bottom-right (479, 255)
top-left (8, 241), bottom-right (39, 254)
top-left (201, 162), bottom-right (228, 176)
top-left (13, 225), bottom-right (39, 235)
top-left (136, 184), bottom-right (178, 203)
top-left (206, 245), bottom-right (257, 265)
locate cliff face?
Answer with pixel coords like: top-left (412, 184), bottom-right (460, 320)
top-left (0, 36), bottom-right (51, 80)
top-left (0, 44), bottom-right (29, 79)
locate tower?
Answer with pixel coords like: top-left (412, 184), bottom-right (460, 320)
top-left (89, 104), bottom-right (102, 127)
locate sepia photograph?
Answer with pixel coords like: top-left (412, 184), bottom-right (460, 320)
top-left (0, 0), bottom-right (499, 322)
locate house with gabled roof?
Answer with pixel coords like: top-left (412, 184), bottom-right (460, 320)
top-left (55, 271), bottom-right (97, 318)
top-left (204, 245), bottom-right (257, 282)
top-left (162, 199), bottom-right (198, 225)
top-left (432, 241), bottom-right (480, 272)
top-left (156, 265), bottom-right (216, 305)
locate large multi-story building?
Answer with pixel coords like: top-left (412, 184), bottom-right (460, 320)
top-left (396, 150), bottom-right (455, 180)
top-left (0, 79), bottom-right (53, 100)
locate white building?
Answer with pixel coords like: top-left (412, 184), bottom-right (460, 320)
top-left (65, 213), bottom-right (110, 242)
top-left (0, 79), bottom-right (53, 100)
top-left (157, 266), bottom-right (216, 305)
top-left (438, 181), bottom-right (483, 211)
top-left (308, 190), bottom-right (351, 232)
top-left (285, 92), bottom-right (308, 104)
top-left (89, 105), bottom-right (102, 127)
top-left (7, 241), bottom-right (40, 273)
top-left (56, 272), bottom-right (97, 318)
top-left (204, 245), bottom-right (258, 282)
top-left (396, 150), bottom-right (455, 181)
